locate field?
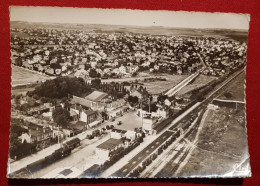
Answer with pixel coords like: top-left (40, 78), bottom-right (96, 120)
top-left (178, 107), bottom-right (250, 177)
top-left (11, 21), bottom-right (248, 42)
top-left (218, 72), bottom-right (245, 102)
top-left (142, 75), bottom-right (188, 95)
top-left (11, 66), bottom-right (50, 86)
top-left (176, 75), bottom-right (217, 96)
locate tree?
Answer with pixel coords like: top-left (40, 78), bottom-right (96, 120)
top-left (30, 76), bottom-right (90, 99)
top-left (132, 72), bottom-right (138, 77)
top-left (52, 106), bottom-right (70, 128)
top-left (91, 78), bottom-right (101, 88)
top-left (89, 69), bottom-right (98, 78)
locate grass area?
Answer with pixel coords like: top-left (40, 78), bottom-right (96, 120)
top-left (178, 107), bottom-right (250, 177)
top-left (11, 31), bottom-right (31, 38)
top-left (142, 74), bottom-right (188, 95)
top-left (218, 72), bottom-right (245, 102)
top-left (176, 75), bottom-right (217, 96)
top-left (11, 87), bottom-right (35, 96)
top-left (12, 66), bottom-right (50, 86)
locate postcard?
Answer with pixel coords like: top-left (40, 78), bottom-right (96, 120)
top-left (7, 6), bottom-right (251, 178)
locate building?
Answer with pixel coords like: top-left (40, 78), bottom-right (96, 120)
top-left (95, 138), bottom-right (123, 161)
top-left (21, 126), bottom-right (53, 149)
top-left (72, 91), bottom-right (125, 112)
top-left (142, 117), bottom-right (159, 132)
top-left (72, 90), bottom-right (110, 111)
top-left (78, 109), bottom-right (99, 124)
top-left (125, 130), bottom-right (136, 141)
top-left (119, 65), bottom-right (127, 74)
top-left (85, 91), bottom-right (110, 103)
top-left (110, 129), bottom-right (127, 139)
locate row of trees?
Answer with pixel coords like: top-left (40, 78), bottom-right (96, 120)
top-left (52, 106), bottom-right (70, 128)
top-left (28, 76), bottom-right (91, 99)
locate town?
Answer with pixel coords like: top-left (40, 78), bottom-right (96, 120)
top-left (8, 21), bottom-right (249, 178)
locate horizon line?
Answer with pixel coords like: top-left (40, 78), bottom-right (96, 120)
top-left (10, 20), bottom-right (249, 32)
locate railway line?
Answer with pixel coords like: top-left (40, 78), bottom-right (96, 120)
top-left (109, 67), bottom-right (245, 178)
top-left (142, 109), bottom-right (204, 178)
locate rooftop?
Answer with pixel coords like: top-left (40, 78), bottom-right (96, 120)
top-left (85, 91), bottom-right (108, 102)
top-left (111, 128), bottom-right (127, 134)
top-left (96, 138), bottom-right (122, 151)
top-left (30, 127), bottom-right (52, 137)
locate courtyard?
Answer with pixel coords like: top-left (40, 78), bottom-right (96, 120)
top-left (105, 111), bottom-right (143, 131)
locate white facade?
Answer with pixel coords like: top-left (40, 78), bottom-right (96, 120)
top-left (142, 117), bottom-right (158, 131)
top-left (125, 130), bottom-right (136, 141)
top-left (110, 131), bottom-right (122, 139)
top-left (96, 148), bottom-right (110, 161)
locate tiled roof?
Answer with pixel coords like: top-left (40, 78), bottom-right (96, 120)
top-left (85, 91), bottom-right (108, 102)
top-left (96, 138), bottom-right (122, 151)
top-left (72, 96), bottom-right (92, 108)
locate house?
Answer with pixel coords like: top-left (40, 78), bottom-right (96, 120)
top-left (95, 138), bottom-right (123, 161)
top-left (127, 65), bottom-right (139, 73)
top-left (125, 130), bottom-right (136, 141)
top-left (21, 126), bottom-right (53, 149)
top-left (90, 61), bottom-right (97, 68)
top-left (142, 116), bottom-right (159, 132)
top-left (74, 69), bottom-right (88, 79)
top-left (119, 65), bottom-right (127, 74)
top-left (155, 108), bottom-right (169, 118)
top-left (164, 99), bottom-right (172, 106)
top-left (72, 91), bottom-right (112, 111)
top-left (79, 110), bottom-right (99, 124)
top-left (110, 129), bottom-right (127, 139)
top-left (55, 69), bottom-right (62, 75)
top-left (85, 91), bottom-right (111, 104)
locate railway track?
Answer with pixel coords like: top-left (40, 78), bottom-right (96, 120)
top-left (136, 68), bottom-right (245, 178)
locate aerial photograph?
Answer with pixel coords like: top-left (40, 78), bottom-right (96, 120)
top-left (7, 6), bottom-right (251, 178)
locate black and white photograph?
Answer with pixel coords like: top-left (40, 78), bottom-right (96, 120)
top-left (7, 6), bottom-right (251, 178)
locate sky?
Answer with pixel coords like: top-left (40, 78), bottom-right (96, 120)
top-left (9, 6), bottom-right (250, 30)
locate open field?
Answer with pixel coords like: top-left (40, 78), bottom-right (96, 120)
top-left (12, 66), bottom-right (50, 86)
top-left (217, 72), bottom-right (245, 102)
top-left (11, 21), bottom-right (248, 42)
top-left (142, 75), bottom-right (188, 95)
top-left (176, 75), bottom-right (217, 96)
top-left (177, 107), bottom-right (249, 177)
top-left (11, 87), bottom-right (35, 96)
